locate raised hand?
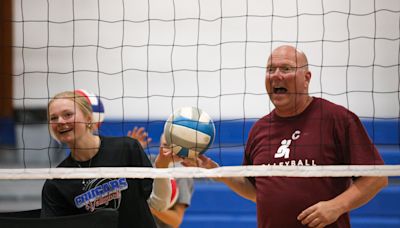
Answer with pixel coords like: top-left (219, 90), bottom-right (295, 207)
top-left (127, 127), bottom-right (152, 149)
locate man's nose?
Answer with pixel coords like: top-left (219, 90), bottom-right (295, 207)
top-left (269, 70), bottom-right (284, 80)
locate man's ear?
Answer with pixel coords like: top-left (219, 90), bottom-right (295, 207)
top-left (304, 71), bottom-right (312, 87)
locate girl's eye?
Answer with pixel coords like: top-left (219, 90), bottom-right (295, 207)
top-left (64, 112), bottom-right (74, 119)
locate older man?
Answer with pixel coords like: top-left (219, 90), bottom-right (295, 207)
top-left (184, 45), bottom-right (388, 228)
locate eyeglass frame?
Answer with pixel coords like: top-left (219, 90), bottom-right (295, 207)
top-left (266, 65), bottom-right (308, 75)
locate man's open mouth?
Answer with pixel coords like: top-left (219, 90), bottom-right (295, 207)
top-left (273, 87), bottom-right (288, 94)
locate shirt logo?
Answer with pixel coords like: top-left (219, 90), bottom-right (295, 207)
top-left (74, 178), bottom-right (128, 211)
top-left (274, 130), bottom-right (301, 159)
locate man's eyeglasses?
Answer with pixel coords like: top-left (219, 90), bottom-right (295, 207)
top-left (266, 66), bottom-right (305, 75)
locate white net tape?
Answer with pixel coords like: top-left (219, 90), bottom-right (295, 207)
top-left (0, 165), bottom-right (399, 180)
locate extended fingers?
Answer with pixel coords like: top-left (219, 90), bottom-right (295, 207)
top-left (180, 157), bottom-right (198, 167)
top-left (129, 127), bottom-right (146, 138)
top-left (146, 137), bottom-right (153, 144)
top-left (128, 127), bottom-right (152, 149)
top-left (136, 127), bottom-right (147, 139)
top-left (298, 206), bottom-right (318, 225)
top-left (198, 155), bottom-right (219, 168)
top-left (179, 155), bottom-right (218, 169)
top-left (298, 204), bottom-right (331, 228)
top-left (198, 155), bottom-right (209, 163)
top-left (130, 126), bottom-right (139, 136)
top-left (300, 214), bottom-right (323, 228)
top-left (307, 217), bottom-right (323, 227)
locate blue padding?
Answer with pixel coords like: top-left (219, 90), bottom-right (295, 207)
top-left (101, 118), bottom-right (399, 165)
top-left (100, 120), bottom-right (166, 139)
top-left (350, 217), bottom-right (400, 228)
top-left (101, 118), bottom-right (399, 145)
top-left (0, 117), bottom-right (16, 145)
top-left (100, 119), bottom-right (255, 146)
top-left (187, 181), bottom-right (256, 213)
top-left (182, 181), bottom-right (256, 228)
top-left (361, 118), bottom-right (400, 145)
top-left (378, 145), bottom-right (400, 165)
top-left (351, 185), bottom-right (400, 216)
top-left (206, 147), bottom-right (244, 166)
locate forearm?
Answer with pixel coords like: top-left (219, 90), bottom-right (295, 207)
top-left (185, 155), bottom-right (257, 202)
top-left (151, 204), bottom-right (185, 227)
top-left (331, 176), bottom-right (388, 214)
top-left (148, 178), bottom-right (172, 211)
top-left (217, 176), bottom-right (257, 202)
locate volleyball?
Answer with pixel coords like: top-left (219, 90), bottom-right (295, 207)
top-left (163, 106), bottom-right (215, 158)
top-left (74, 89), bottom-right (105, 126)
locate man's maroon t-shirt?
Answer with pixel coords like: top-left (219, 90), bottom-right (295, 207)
top-left (244, 97), bottom-right (384, 228)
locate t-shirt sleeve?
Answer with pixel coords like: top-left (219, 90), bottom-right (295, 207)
top-left (336, 111), bottom-right (385, 165)
top-left (176, 178), bottom-right (194, 207)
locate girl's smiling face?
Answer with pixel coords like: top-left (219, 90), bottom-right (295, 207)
top-left (48, 97), bottom-right (91, 145)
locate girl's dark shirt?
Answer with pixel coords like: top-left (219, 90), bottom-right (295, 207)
top-left (41, 136), bottom-right (156, 228)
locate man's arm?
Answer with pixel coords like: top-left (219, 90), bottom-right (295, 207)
top-left (182, 155), bottom-right (257, 202)
top-left (218, 176), bottom-right (257, 202)
top-left (298, 176), bottom-right (388, 228)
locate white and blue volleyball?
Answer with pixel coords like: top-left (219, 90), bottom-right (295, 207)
top-left (163, 107), bottom-right (215, 158)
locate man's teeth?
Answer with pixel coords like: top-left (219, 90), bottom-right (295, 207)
top-left (274, 87), bottom-right (287, 94)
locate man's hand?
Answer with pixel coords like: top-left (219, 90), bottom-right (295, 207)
top-left (297, 200), bottom-right (343, 228)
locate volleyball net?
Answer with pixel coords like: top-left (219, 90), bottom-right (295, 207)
top-left (3, 0), bottom-right (400, 179)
